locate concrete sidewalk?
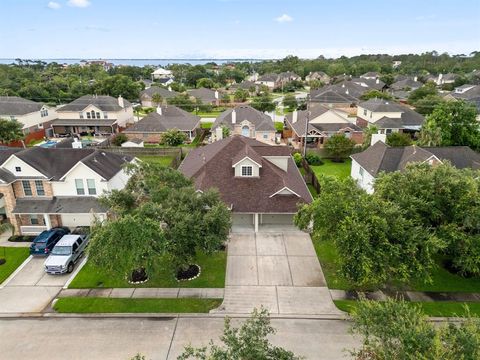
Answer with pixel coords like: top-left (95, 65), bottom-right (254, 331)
top-left (59, 287), bottom-right (224, 299)
top-left (330, 289), bottom-right (480, 302)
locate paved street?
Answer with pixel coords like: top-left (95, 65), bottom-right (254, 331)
top-left (220, 231), bottom-right (341, 315)
top-left (0, 317), bottom-right (358, 359)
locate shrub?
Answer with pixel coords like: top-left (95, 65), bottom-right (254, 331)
top-left (8, 235), bottom-right (35, 242)
top-left (305, 152), bottom-right (323, 165)
top-left (111, 133), bottom-right (128, 146)
top-left (293, 153), bottom-right (303, 167)
top-left (160, 129), bottom-right (187, 147)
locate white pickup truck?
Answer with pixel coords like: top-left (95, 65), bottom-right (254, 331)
top-left (44, 234), bottom-right (89, 274)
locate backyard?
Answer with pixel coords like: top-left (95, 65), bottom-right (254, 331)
top-left (310, 158), bottom-right (351, 180)
top-left (137, 155), bottom-right (174, 166)
top-left (0, 247), bottom-right (29, 284)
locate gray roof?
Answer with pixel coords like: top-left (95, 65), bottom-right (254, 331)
top-left (351, 78), bottom-right (386, 91)
top-left (359, 99), bottom-right (424, 128)
top-left (310, 81), bottom-right (366, 103)
top-left (12, 196), bottom-right (107, 214)
top-left (390, 78), bottom-right (423, 91)
top-left (452, 85), bottom-right (480, 100)
top-left (212, 105), bottom-right (275, 132)
top-left (51, 119), bottom-right (117, 127)
top-left (0, 96), bottom-right (44, 116)
top-left (124, 106), bottom-right (200, 133)
top-left (140, 86), bottom-right (179, 100)
top-left (187, 88), bottom-right (218, 103)
top-left (58, 95), bottom-right (132, 112)
top-left (351, 141), bottom-right (480, 177)
top-left (257, 73), bottom-right (280, 82)
top-left (360, 72), bottom-right (379, 78)
top-left (0, 147), bottom-right (133, 181)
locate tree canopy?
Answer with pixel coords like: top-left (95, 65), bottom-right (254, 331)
top-left (324, 134), bottom-right (356, 162)
top-left (0, 118), bottom-right (24, 145)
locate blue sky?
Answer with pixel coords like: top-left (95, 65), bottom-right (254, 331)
top-left (0, 0), bottom-right (479, 59)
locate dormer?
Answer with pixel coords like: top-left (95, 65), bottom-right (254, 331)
top-left (232, 156), bottom-right (262, 177)
top-left (263, 156), bottom-right (289, 172)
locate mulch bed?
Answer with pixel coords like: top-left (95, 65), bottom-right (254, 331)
top-left (176, 264), bottom-right (201, 281)
top-left (8, 235), bottom-right (35, 243)
top-left (0, 258), bottom-right (6, 265)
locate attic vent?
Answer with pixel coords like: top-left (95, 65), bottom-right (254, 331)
top-left (101, 152), bottom-right (106, 156)
top-left (93, 157), bottom-right (98, 162)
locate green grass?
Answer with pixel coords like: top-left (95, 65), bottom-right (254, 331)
top-left (275, 122), bottom-right (284, 131)
top-left (310, 159), bottom-right (351, 180)
top-left (201, 122), bottom-right (213, 129)
top-left (54, 297), bottom-right (222, 313)
top-left (334, 300), bottom-right (480, 317)
top-left (313, 239), bottom-right (353, 290)
top-left (192, 112), bottom-right (223, 118)
top-left (69, 250), bottom-right (226, 289)
top-left (27, 139), bottom-right (44, 147)
top-left (137, 155), bottom-right (174, 166)
top-left (307, 184), bottom-right (318, 198)
top-left (0, 247), bottom-right (30, 284)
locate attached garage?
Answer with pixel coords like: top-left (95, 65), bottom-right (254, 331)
top-left (232, 213), bottom-right (254, 226)
top-left (260, 213), bottom-right (294, 225)
top-left (61, 213), bottom-right (99, 228)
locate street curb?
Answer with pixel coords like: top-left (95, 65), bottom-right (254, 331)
top-left (0, 255), bottom-right (33, 289)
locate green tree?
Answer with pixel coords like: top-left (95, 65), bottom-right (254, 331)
top-left (413, 94), bottom-right (445, 115)
top-left (151, 92), bottom-right (163, 107)
top-left (283, 93), bottom-right (298, 111)
top-left (196, 77), bottom-right (215, 89)
top-left (324, 134), bottom-right (355, 162)
top-left (386, 132), bottom-right (412, 146)
top-left (307, 79), bottom-right (323, 90)
top-left (350, 299), bottom-right (480, 360)
top-left (362, 125), bottom-right (379, 149)
top-left (179, 308), bottom-right (301, 360)
top-left (419, 100), bottom-right (480, 149)
top-left (407, 82), bottom-right (437, 104)
top-left (94, 74), bottom-right (142, 100)
top-left (168, 94), bottom-right (195, 112)
top-left (233, 88), bottom-right (249, 103)
top-left (221, 93), bottom-right (231, 105)
top-left (0, 118), bottom-right (24, 145)
top-left (251, 92), bottom-right (276, 112)
top-left (160, 129), bottom-right (187, 146)
top-left (111, 133), bottom-right (128, 146)
top-left (360, 90), bottom-right (393, 101)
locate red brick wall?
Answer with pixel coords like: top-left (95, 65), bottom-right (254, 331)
top-left (356, 117), bottom-right (369, 128)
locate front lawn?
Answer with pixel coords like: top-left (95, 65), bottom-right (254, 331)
top-left (310, 159), bottom-right (351, 180)
top-left (54, 297), bottom-right (222, 313)
top-left (334, 300), bottom-right (480, 317)
top-left (313, 239), bottom-right (352, 290)
top-left (201, 122), bottom-right (213, 129)
top-left (0, 247), bottom-right (29, 284)
top-left (69, 250), bottom-right (226, 289)
top-left (137, 155), bottom-right (173, 167)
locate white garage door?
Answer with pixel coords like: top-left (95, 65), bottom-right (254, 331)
top-left (61, 214), bottom-right (96, 228)
top-left (261, 214), bottom-right (294, 225)
top-left (232, 213), bottom-right (254, 226)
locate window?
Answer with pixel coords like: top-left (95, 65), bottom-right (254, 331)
top-left (22, 180), bottom-right (32, 196)
top-left (241, 166), bottom-right (253, 177)
top-left (104, 112), bottom-right (108, 119)
top-left (40, 109), bottom-right (48, 117)
top-left (386, 129), bottom-right (392, 134)
top-left (30, 215), bottom-right (39, 225)
top-left (241, 125), bottom-right (250, 137)
top-left (35, 180), bottom-right (45, 196)
top-left (86, 112), bottom-right (91, 119)
top-left (79, 112), bottom-right (84, 119)
top-left (96, 112), bottom-right (100, 119)
top-left (15, 166), bottom-right (21, 173)
top-left (75, 179), bottom-right (85, 195)
top-left (363, 109), bottom-right (367, 116)
top-left (10, 116), bottom-right (16, 121)
top-left (263, 134), bottom-right (268, 139)
top-left (370, 112), bottom-right (372, 118)
top-left (359, 167), bottom-right (365, 176)
top-left (91, 110), bottom-right (96, 119)
top-left (87, 179), bottom-right (96, 195)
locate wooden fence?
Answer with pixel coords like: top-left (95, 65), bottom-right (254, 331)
top-left (301, 158), bottom-right (321, 195)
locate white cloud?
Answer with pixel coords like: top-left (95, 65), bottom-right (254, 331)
top-left (68, 0), bottom-right (91, 8)
top-left (275, 14), bottom-right (293, 23)
top-left (47, 1), bottom-right (61, 9)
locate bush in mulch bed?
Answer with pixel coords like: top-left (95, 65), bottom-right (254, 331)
top-left (0, 258), bottom-right (6, 265)
top-left (128, 268), bottom-right (149, 284)
top-left (8, 235), bottom-right (35, 243)
top-left (176, 264), bottom-right (201, 281)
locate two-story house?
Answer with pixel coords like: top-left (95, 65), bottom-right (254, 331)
top-left (179, 135), bottom-right (312, 231)
top-left (0, 96), bottom-right (57, 135)
top-left (0, 147), bottom-right (135, 234)
top-left (50, 95), bottom-right (134, 136)
top-left (211, 105), bottom-right (276, 143)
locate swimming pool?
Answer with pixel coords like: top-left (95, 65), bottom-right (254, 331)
top-left (39, 140), bottom-right (57, 148)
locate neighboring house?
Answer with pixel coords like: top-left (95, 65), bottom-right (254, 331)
top-left (211, 105), bottom-right (276, 143)
top-left (285, 104), bottom-right (363, 148)
top-left (0, 96), bottom-right (57, 135)
top-left (351, 77), bottom-right (387, 91)
top-left (140, 86), bottom-right (179, 107)
top-left (360, 71), bottom-right (380, 80)
top-left (255, 72), bottom-right (301, 90)
top-left (305, 71), bottom-right (330, 84)
top-left (356, 98), bottom-right (424, 134)
top-left (229, 80), bottom-right (258, 93)
top-left (389, 77), bottom-right (423, 91)
top-left (437, 73), bottom-right (458, 85)
top-left (310, 81), bottom-right (366, 108)
top-left (51, 95), bottom-right (134, 136)
top-left (80, 60), bottom-right (113, 71)
top-left (123, 105), bottom-right (201, 143)
top-left (121, 138), bottom-right (144, 147)
top-left (157, 77), bottom-right (175, 86)
top-left (0, 147), bottom-right (135, 234)
top-left (178, 135), bottom-right (312, 231)
top-left (392, 61), bottom-right (402, 69)
top-left (351, 140), bottom-right (480, 193)
top-left (151, 67), bottom-right (174, 81)
top-left (187, 87), bottom-right (220, 105)
top-left (443, 84), bottom-right (480, 116)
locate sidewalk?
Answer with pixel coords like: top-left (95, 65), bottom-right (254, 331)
top-left (58, 287), bottom-right (224, 299)
top-left (330, 289), bottom-right (480, 302)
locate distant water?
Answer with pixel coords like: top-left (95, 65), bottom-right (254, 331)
top-left (0, 58), bottom-right (262, 66)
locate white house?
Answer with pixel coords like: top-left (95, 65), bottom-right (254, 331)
top-left (0, 147), bottom-right (135, 234)
top-left (151, 68), bottom-right (174, 81)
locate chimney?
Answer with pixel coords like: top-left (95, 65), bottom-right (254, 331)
top-left (345, 89), bottom-right (349, 95)
top-left (231, 109), bottom-right (236, 124)
top-left (118, 95), bottom-right (124, 108)
top-left (215, 126), bottom-right (223, 141)
top-left (371, 133), bottom-right (387, 146)
top-left (214, 90), bottom-right (219, 99)
top-left (342, 83), bottom-right (345, 88)
top-left (168, 86), bottom-right (172, 92)
top-left (413, 76), bottom-right (418, 82)
top-left (376, 78), bottom-right (380, 84)
top-left (292, 110), bottom-right (298, 123)
top-left (156, 106), bottom-right (162, 115)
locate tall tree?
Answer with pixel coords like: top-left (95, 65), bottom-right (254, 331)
top-left (0, 118), bottom-right (24, 145)
top-left (324, 134), bottom-right (355, 162)
top-left (251, 92), bottom-right (276, 112)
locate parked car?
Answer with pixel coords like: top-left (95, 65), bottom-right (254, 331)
top-left (44, 234), bottom-right (89, 274)
top-left (29, 227), bottom-right (71, 256)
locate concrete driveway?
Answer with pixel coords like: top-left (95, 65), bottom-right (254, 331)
top-left (0, 256), bottom-right (76, 313)
top-left (220, 230), bottom-right (341, 315)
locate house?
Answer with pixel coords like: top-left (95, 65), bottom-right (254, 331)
top-left (0, 96), bottom-right (57, 135)
top-left (123, 105), bottom-right (200, 143)
top-left (389, 77), bottom-right (423, 91)
top-left (305, 71), bottom-right (330, 84)
top-left (140, 86), bottom-right (179, 107)
top-left (229, 80), bottom-right (258, 93)
top-left (187, 88), bottom-right (220, 105)
top-left (0, 147), bottom-right (135, 234)
top-left (392, 61), bottom-right (402, 69)
top-left (309, 81), bottom-right (366, 108)
top-left (351, 140), bottom-right (480, 193)
top-left (360, 72), bottom-right (380, 80)
top-left (443, 84), bottom-right (480, 116)
top-left (151, 67), bottom-right (174, 81)
top-left (356, 98), bottom-right (424, 134)
top-left (285, 104), bottom-right (363, 148)
top-left (50, 95), bottom-right (134, 136)
top-left (255, 72), bottom-right (301, 90)
top-left (80, 60), bottom-right (113, 71)
top-left (121, 138), bottom-right (144, 148)
top-left (437, 73), bottom-right (458, 85)
top-left (178, 135), bottom-right (312, 231)
top-left (351, 77), bottom-right (387, 91)
top-left (211, 105), bottom-right (276, 143)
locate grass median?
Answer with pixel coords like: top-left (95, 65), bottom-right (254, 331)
top-left (54, 297), bottom-right (222, 313)
top-left (0, 247), bottom-right (30, 284)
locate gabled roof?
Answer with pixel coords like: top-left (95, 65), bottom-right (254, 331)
top-left (212, 105), bottom-right (275, 132)
top-left (123, 105), bottom-right (200, 133)
top-left (351, 141), bottom-right (480, 177)
top-left (58, 95), bottom-right (131, 112)
top-left (179, 136), bottom-right (311, 213)
top-left (359, 99), bottom-right (425, 128)
top-left (0, 96), bottom-right (44, 115)
top-left (310, 81), bottom-right (365, 103)
top-left (390, 78), bottom-right (423, 91)
top-left (187, 88), bottom-right (218, 103)
top-left (140, 86), bottom-right (179, 99)
top-left (257, 73), bottom-right (280, 82)
top-left (351, 78), bottom-right (386, 91)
